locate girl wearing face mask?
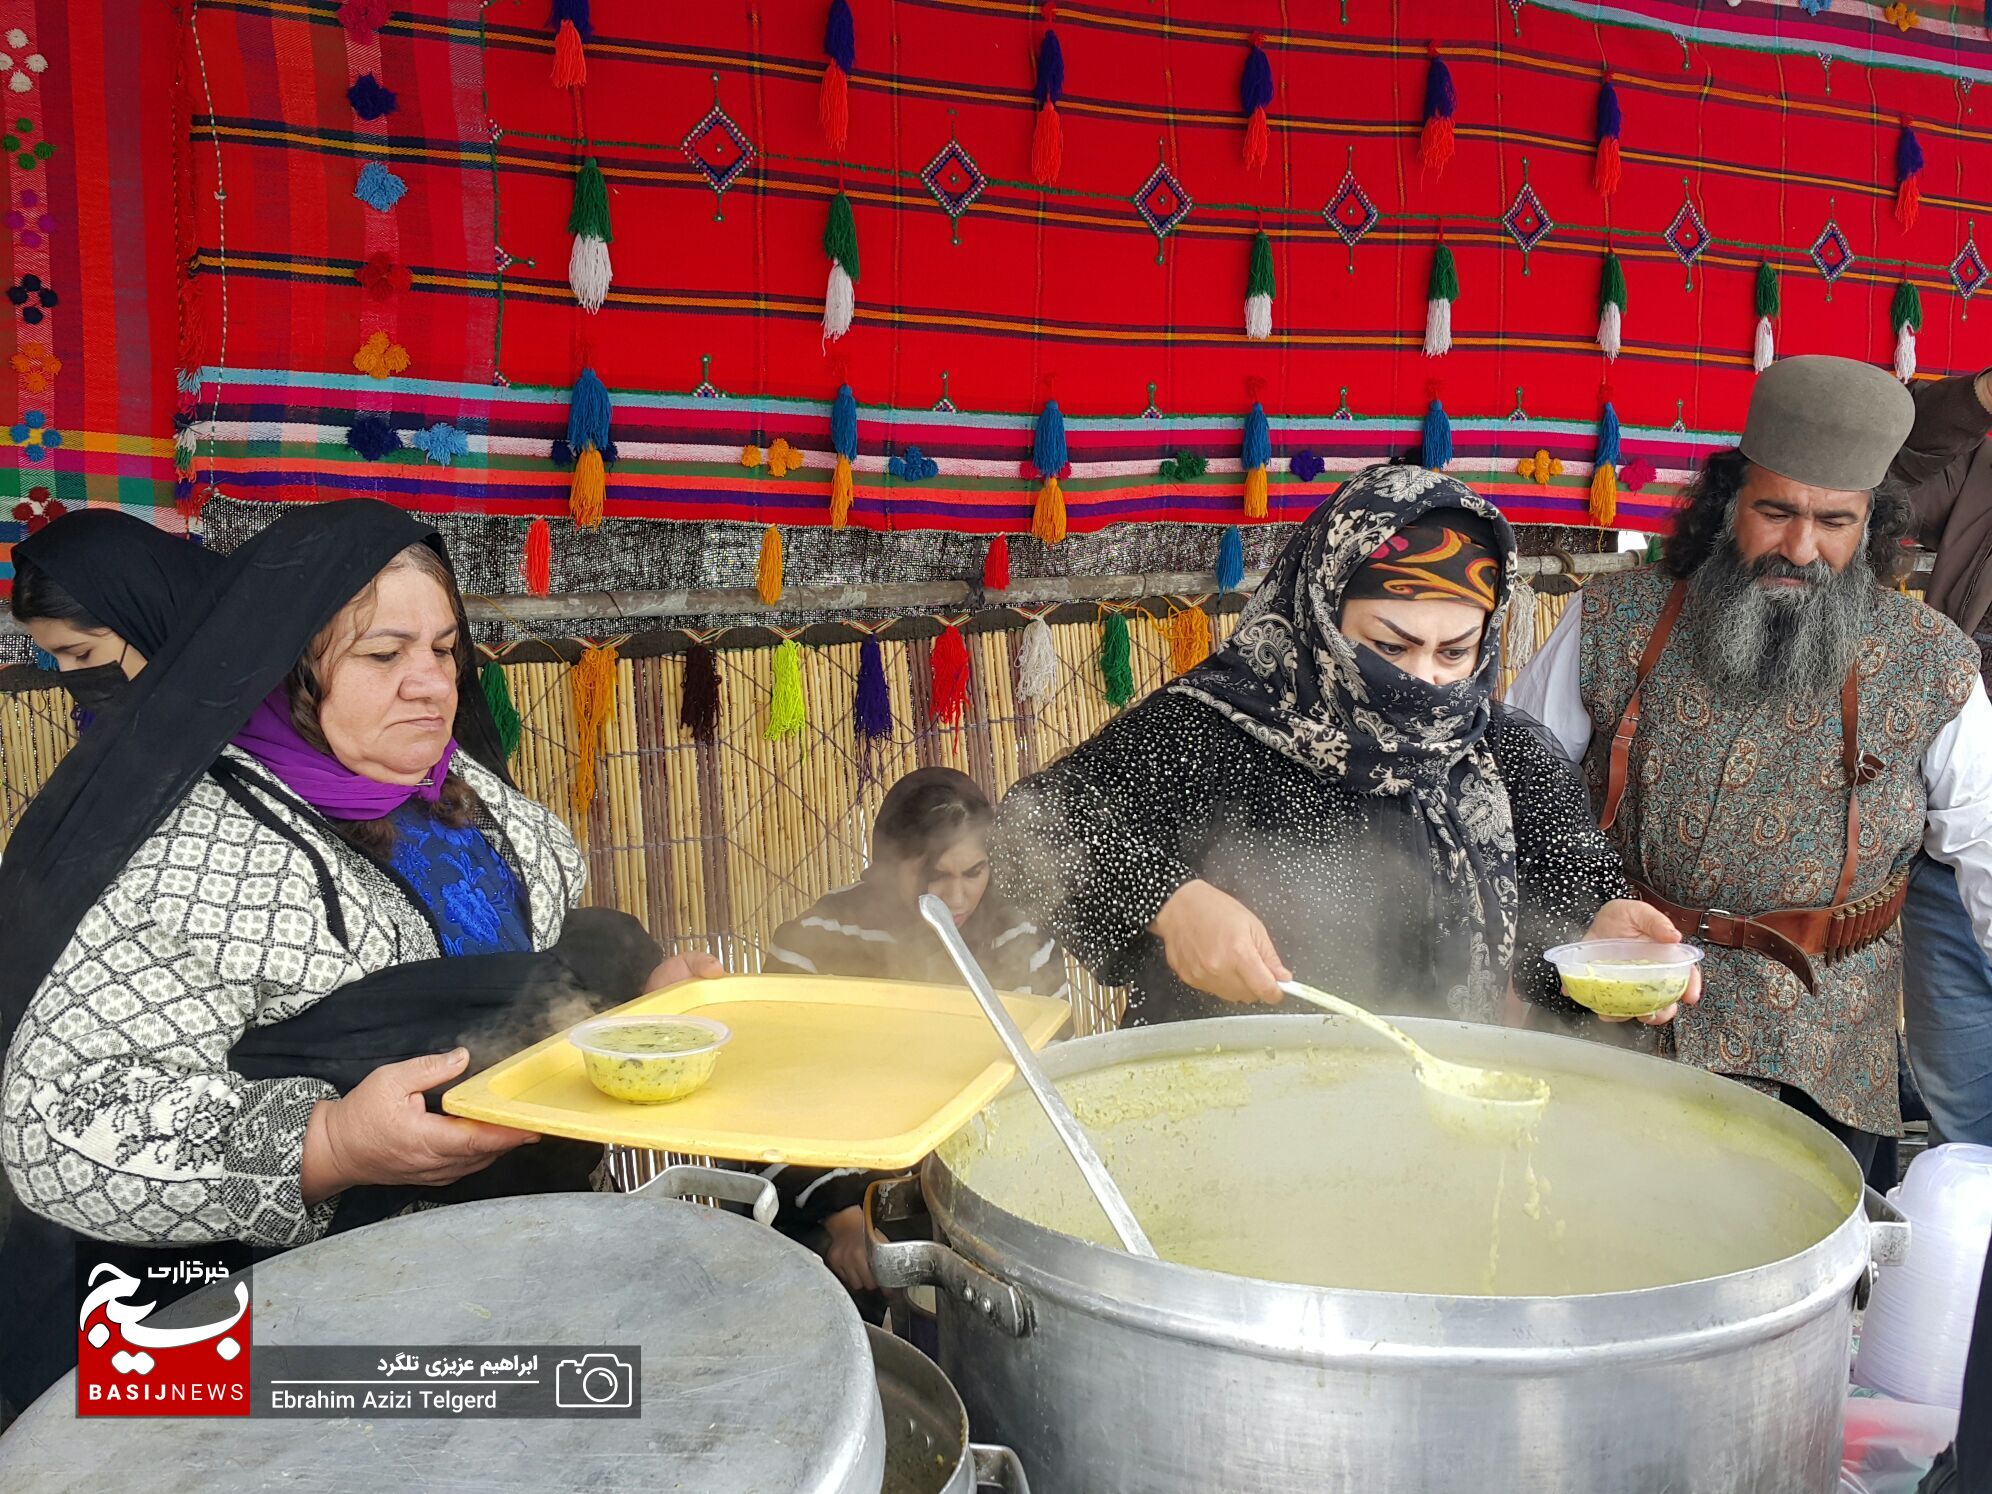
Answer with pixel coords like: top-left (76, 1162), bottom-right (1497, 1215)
top-left (760, 767), bottom-right (1070, 1300)
top-left (993, 464), bottom-right (1698, 1030)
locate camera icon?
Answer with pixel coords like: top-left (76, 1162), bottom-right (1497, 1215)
top-left (555, 1353), bottom-right (634, 1410)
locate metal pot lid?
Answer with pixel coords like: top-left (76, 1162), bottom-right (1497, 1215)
top-left (1, 1194), bottom-right (885, 1494)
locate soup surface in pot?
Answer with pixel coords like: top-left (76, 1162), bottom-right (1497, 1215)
top-left (937, 1041), bottom-right (1854, 1296)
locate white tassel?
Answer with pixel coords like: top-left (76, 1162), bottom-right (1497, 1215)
top-left (1597, 301), bottom-right (1622, 362)
top-left (1016, 617), bottom-right (1058, 705)
top-left (1894, 324), bottom-right (1917, 384)
top-left (1752, 315), bottom-right (1774, 374)
top-left (568, 234), bottom-right (612, 314)
top-left (1244, 292), bottom-right (1272, 342)
top-left (1504, 576), bottom-right (1539, 679)
top-left (1423, 296), bottom-right (1452, 357)
top-left (822, 261), bottom-right (855, 345)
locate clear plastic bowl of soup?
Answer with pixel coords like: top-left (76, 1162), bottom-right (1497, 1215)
top-left (1543, 939), bottom-right (1703, 1018)
top-left (570, 1014), bottom-right (732, 1104)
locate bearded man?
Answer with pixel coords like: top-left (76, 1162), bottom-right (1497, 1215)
top-left (1508, 356), bottom-right (1992, 1170)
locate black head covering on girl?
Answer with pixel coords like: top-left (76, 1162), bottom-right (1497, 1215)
top-left (11, 509), bottom-right (227, 657)
top-left (1168, 463), bottom-right (1521, 1018)
top-left (0, 499), bottom-right (508, 1037)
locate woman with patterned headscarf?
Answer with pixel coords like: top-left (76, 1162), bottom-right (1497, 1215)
top-left (994, 464), bottom-right (1699, 1028)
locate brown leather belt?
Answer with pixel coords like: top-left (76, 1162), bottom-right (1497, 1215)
top-left (1629, 867), bottom-right (1911, 995)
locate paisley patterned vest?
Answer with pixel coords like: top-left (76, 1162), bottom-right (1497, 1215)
top-left (1577, 565), bottom-right (1978, 1135)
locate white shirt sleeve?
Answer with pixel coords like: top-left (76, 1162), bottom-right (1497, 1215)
top-left (1504, 599), bottom-right (1591, 765)
top-left (1923, 676), bottom-right (1992, 961)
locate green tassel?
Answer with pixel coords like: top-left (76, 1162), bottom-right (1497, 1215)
top-left (823, 189), bottom-right (860, 280)
top-left (765, 640), bottom-right (808, 742)
top-left (1099, 612), bottom-right (1134, 708)
top-left (1600, 249), bottom-right (1627, 312)
top-left (1754, 261), bottom-right (1779, 318)
top-left (480, 662), bottom-right (522, 760)
top-left (1892, 278), bottom-right (1924, 334)
top-left (1427, 243), bottom-right (1459, 303)
top-left (568, 157), bottom-right (613, 243)
top-left (1247, 230), bottom-right (1275, 299)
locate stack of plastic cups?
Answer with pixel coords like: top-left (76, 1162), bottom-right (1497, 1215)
top-left (1854, 1143), bottom-right (1992, 1409)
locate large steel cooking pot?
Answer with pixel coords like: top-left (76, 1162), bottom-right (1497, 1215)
top-left (1, 1170), bottom-right (885, 1493)
top-left (868, 1324), bottom-right (1029, 1494)
top-left (868, 1016), bottom-right (1910, 1494)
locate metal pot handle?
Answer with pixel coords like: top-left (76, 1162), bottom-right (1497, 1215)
top-left (970, 1443), bottom-right (1032, 1493)
top-left (634, 1164), bottom-right (779, 1227)
top-left (1863, 1185), bottom-right (1911, 1266)
top-left (864, 1177), bottom-right (1032, 1338)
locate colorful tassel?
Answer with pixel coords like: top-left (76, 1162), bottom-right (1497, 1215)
top-left (1590, 394), bottom-right (1621, 527)
top-left (1031, 23), bottom-right (1064, 187)
top-left (569, 642), bottom-right (619, 826)
top-left (830, 381), bottom-right (858, 528)
top-left (755, 525), bottom-right (784, 605)
top-left (983, 535), bottom-right (1011, 591)
top-left (855, 633), bottom-right (893, 743)
top-left (550, 0), bottom-right (589, 89)
top-left (821, 0), bottom-right (854, 151)
top-left (567, 157), bottom-right (613, 313)
top-left (1245, 230), bottom-right (1275, 341)
top-left (1170, 606), bottom-right (1212, 675)
top-left (766, 640), bottom-right (807, 743)
top-left (1419, 48), bottom-right (1456, 176)
top-left (930, 625), bottom-right (971, 728)
top-left (1597, 249), bottom-right (1627, 361)
top-left (680, 643), bottom-right (721, 742)
top-left (1892, 279), bottom-right (1923, 383)
top-left (1099, 611), bottom-right (1134, 708)
top-left (565, 367), bottom-right (612, 529)
top-left (1031, 398), bottom-right (1068, 545)
top-left (1754, 261), bottom-right (1779, 373)
top-left (822, 191), bottom-right (860, 343)
top-left (1241, 33), bottom-right (1274, 170)
top-left (1016, 616), bottom-right (1057, 705)
top-left (523, 518), bottom-right (552, 596)
top-left (480, 662), bottom-right (522, 760)
top-left (1242, 401), bottom-right (1271, 520)
top-left (1423, 243), bottom-right (1457, 357)
top-left (1895, 119), bottom-right (1924, 233)
top-left (1216, 526), bottom-right (1245, 591)
top-left (1593, 74), bottom-right (1622, 199)
top-left (1421, 386), bottom-right (1452, 471)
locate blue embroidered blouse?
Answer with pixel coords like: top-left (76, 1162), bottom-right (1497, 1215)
top-left (384, 804), bottom-right (534, 957)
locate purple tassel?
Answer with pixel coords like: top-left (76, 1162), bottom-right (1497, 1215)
top-left (1033, 30), bottom-right (1064, 107)
top-left (855, 634), bottom-right (893, 741)
top-left (823, 0), bottom-right (854, 72)
top-left (549, 0), bottom-right (592, 39)
top-left (1596, 78), bottom-right (1621, 141)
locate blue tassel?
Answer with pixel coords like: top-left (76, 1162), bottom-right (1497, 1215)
top-left (1421, 398), bottom-right (1452, 470)
top-left (346, 74), bottom-right (398, 121)
top-left (1595, 401), bottom-right (1622, 466)
top-left (1241, 402), bottom-right (1271, 471)
top-left (1240, 39), bottom-right (1274, 115)
top-left (1034, 30), bottom-right (1064, 107)
top-left (855, 634), bottom-right (893, 740)
top-left (566, 367), bottom-right (612, 453)
top-left (1897, 122), bottom-right (1925, 181)
top-left (1596, 79), bottom-right (1622, 142)
top-left (1422, 56), bottom-right (1455, 123)
top-left (1216, 526), bottom-right (1245, 591)
top-left (831, 382), bottom-right (858, 459)
top-left (1033, 399), bottom-right (1067, 479)
top-left (823, 0), bottom-right (855, 72)
top-left (550, 0), bottom-right (592, 36)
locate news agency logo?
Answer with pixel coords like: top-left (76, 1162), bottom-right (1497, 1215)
top-left (75, 1250), bottom-right (251, 1417)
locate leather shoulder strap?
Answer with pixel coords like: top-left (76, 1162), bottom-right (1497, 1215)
top-left (1599, 579), bottom-right (1687, 832)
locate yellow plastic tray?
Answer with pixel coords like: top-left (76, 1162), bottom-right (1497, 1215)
top-left (441, 974), bottom-right (1070, 1169)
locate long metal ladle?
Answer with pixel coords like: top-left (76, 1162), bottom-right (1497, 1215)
top-left (918, 894), bottom-right (1157, 1258)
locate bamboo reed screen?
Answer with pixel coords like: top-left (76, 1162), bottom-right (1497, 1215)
top-left (0, 592), bottom-right (1575, 1038)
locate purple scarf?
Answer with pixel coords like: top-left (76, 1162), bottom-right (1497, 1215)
top-left (233, 691), bottom-right (457, 819)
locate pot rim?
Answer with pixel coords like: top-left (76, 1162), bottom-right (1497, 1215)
top-left (923, 1015), bottom-right (1873, 1365)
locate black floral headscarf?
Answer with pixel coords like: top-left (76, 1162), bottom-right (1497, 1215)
top-left (1169, 463), bottom-right (1521, 1018)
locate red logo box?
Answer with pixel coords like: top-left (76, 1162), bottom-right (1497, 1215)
top-left (76, 1259), bottom-right (251, 1417)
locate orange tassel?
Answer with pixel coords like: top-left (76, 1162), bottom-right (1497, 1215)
top-left (1419, 115), bottom-right (1455, 176)
top-left (820, 61), bottom-right (850, 150)
top-left (523, 519), bottom-right (552, 596)
top-left (568, 642), bottom-right (620, 827)
top-left (551, 20), bottom-right (586, 87)
top-left (1243, 106), bottom-right (1269, 171)
top-left (1032, 475), bottom-right (1067, 545)
top-left (1170, 606), bottom-right (1212, 675)
top-left (1589, 462), bottom-right (1618, 528)
top-left (1895, 176), bottom-right (1921, 233)
top-left (569, 444), bottom-right (606, 529)
top-left (1031, 102), bottom-right (1062, 187)
top-left (1592, 135), bottom-right (1621, 199)
top-left (830, 453), bottom-right (854, 529)
top-left (755, 525), bottom-right (784, 605)
top-left (1243, 465), bottom-right (1269, 520)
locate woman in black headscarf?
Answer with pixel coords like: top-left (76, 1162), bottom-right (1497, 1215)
top-left (994, 464), bottom-right (1696, 1028)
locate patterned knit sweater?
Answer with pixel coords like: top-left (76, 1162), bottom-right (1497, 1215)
top-left (1, 749), bottom-right (584, 1247)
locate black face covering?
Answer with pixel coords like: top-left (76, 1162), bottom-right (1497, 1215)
top-left (59, 660), bottom-right (130, 713)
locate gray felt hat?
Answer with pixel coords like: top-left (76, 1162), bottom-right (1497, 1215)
top-left (1739, 354), bottom-right (1915, 492)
